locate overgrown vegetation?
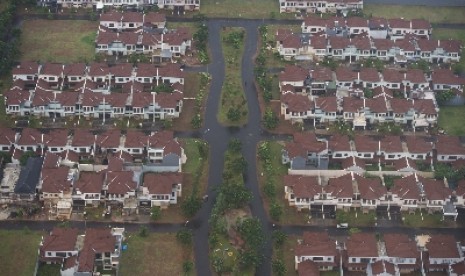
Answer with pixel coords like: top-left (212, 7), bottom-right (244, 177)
top-left (192, 15), bottom-right (209, 64)
top-left (255, 25), bottom-right (273, 103)
top-left (219, 27), bottom-right (248, 125)
top-left (0, 1), bottom-right (21, 76)
top-left (190, 73), bottom-right (210, 129)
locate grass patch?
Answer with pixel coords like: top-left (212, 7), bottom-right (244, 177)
top-left (0, 229), bottom-right (42, 276)
top-left (438, 105), bottom-right (465, 136)
top-left (336, 209), bottom-right (376, 227)
top-left (218, 27), bottom-right (248, 126)
top-left (20, 19), bottom-right (98, 63)
top-left (199, 0), bottom-right (292, 19)
top-left (37, 264), bottom-right (61, 276)
top-left (403, 211), bottom-right (443, 228)
top-left (364, 4), bottom-right (465, 24)
top-left (119, 232), bottom-right (194, 276)
top-left (273, 234), bottom-right (299, 276)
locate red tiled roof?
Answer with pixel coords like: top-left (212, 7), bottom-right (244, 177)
top-left (432, 69), bottom-right (465, 85)
top-left (310, 66), bottom-right (332, 82)
top-left (405, 136), bottom-right (432, 154)
top-left (413, 99), bottom-right (436, 115)
top-left (122, 11), bottom-right (143, 23)
top-left (335, 67), bottom-right (357, 82)
top-left (284, 175), bottom-right (321, 198)
top-left (326, 173), bottom-right (354, 198)
top-left (41, 227), bottom-right (78, 254)
top-left (390, 98), bottom-right (412, 114)
top-left (0, 128), bottom-right (16, 145)
top-left (342, 97), bottom-right (364, 113)
top-left (383, 69), bottom-right (403, 83)
top-left (71, 129), bottom-right (95, 147)
top-left (354, 135), bottom-right (378, 152)
top-left (436, 136), bottom-right (465, 155)
top-left (124, 130), bottom-right (148, 148)
top-left (110, 63), bottom-right (133, 77)
top-left (41, 63), bottom-right (64, 76)
top-left (456, 180), bottom-right (465, 197)
top-left (41, 167), bottom-right (72, 193)
top-left (404, 69), bottom-right (427, 83)
top-left (417, 39), bottom-right (437, 52)
top-left (64, 63), bottom-right (86, 77)
top-left (285, 132), bottom-right (327, 158)
top-left (329, 36), bottom-right (350, 49)
top-left (411, 19), bottom-right (431, 30)
top-left (136, 63), bottom-right (157, 77)
top-left (388, 18), bottom-right (410, 29)
top-left (351, 35), bottom-right (371, 50)
top-left (309, 35), bottom-right (327, 49)
top-left (144, 12), bottom-right (166, 24)
top-left (365, 97), bottom-right (387, 113)
top-left (315, 96), bottom-right (338, 112)
top-left (298, 260), bottom-right (320, 276)
top-left (281, 93), bottom-right (312, 113)
top-left (44, 129), bottom-right (69, 147)
top-left (279, 65), bottom-right (308, 83)
top-left (359, 68), bottom-right (380, 82)
top-left (440, 39), bottom-right (462, 53)
top-left (96, 129), bottom-right (121, 148)
top-left (426, 235), bottom-right (460, 259)
top-left (296, 231), bottom-right (337, 257)
top-left (108, 156), bottom-right (124, 171)
top-left (355, 174), bottom-right (386, 200)
top-left (346, 232), bottom-right (378, 257)
top-left (144, 172), bottom-right (183, 194)
top-left (12, 61), bottom-right (40, 76)
top-left (100, 11), bottom-right (123, 22)
top-left (148, 131), bottom-right (182, 157)
top-left (78, 228), bottom-right (116, 272)
top-left (346, 17), bottom-right (368, 28)
top-left (380, 136), bottom-right (402, 153)
top-left (106, 171), bottom-right (136, 195)
top-left (420, 176), bottom-right (452, 201)
top-left (371, 260), bottom-right (396, 275)
top-left (384, 233), bottom-right (420, 259)
top-left (329, 135), bottom-right (351, 152)
top-left (391, 174), bottom-right (421, 200)
top-left (18, 128), bottom-right (42, 146)
top-left (156, 91), bottom-right (183, 109)
top-left (88, 63), bottom-right (111, 77)
top-left (158, 63), bottom-right (185, 79)
top-left (75, 172), bottom-right (105, 194)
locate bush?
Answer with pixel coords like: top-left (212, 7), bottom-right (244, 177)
top-left (150, 206), bottom-right (161, 221)
top-left (138, 226), bottom-right (149, 237)
top-left (182, 260), bottom-right (194, 274)
top-left (228, 138), bottom-right (242, 152)
top-left (263, 108), bottom-right (279, 129)
top-left (181, 195), bottom-right (202, 217)
top-left (272, 230), bottom-right (287, 248)
top-left (269, 201), bottom-right (283, 221)
top-left (272, 259), bottom-right (287, 276)
top-left (176, 228), bottom-right (193, 246)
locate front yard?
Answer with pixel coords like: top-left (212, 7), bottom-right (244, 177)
top-left (119, 232), bottom-right (194, 276)
top-left (0, 229), bottom-right (42, 276)
top-left (438, 105), bottom-right (465, 136)
top-left (200, 0), bottom-right (291, 19)
top-left (20, 19), bottom-right (97, 63)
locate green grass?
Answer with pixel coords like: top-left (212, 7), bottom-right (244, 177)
top-left (0, 229), bottom-right (42, 276)
top-left (199, 0), bottom-right (293, 19)
top-left (364, 4), bottom-right (465, 24)
top-left (438, 105), bottom-right (465, 136)
top-left (336, 210), bottom-right (376, 227)
top-left (20, 19), bottom-right (98, 63)
top-left (432, 28), bottom-right (465, 43)
top-left (119, 232), bottom-right (194, 276)
top-left (403, 211), bottom-right (443, 228)
top-left (37, 264), bottom-right (61, 276)
top-left (273, 235), bottom-right (299, 276)
top-left (218, 27), bottom-right (248, 126)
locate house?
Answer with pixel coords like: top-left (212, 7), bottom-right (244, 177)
top-left (410, 19), bottom-right (432, 39)
top-left (40, 166), bottom-right (74, 219)
top-left (382, 69), bottom-right (403, 90)
top-left (383, 233), bottom-right (420, 273)
top-left (379, 136), bottom-right (405, 160)
top-left (359, 68), bottom-right (382, 89)
top-left (328, 36), bottom-right (350, 60)
top-left (301, 16), bottom-right (328, 34)
top-left (144, 12), bottom-right (167, 29)
top-left (140, 172), bottom-right (183, 208)
top-left (367, 260), bottom-right (399, 276)
top-left (342, 97), bottom-right (364, 128)
top-left (73, 172), bottom-right (105, 207)
top-left (275, 29), bottom-right (303, 60)
top-left (403, 69), bottom-right (429, 92)
top-left (364, 96), bottom-right (388, 124)
top-left (368, 18), bottom-right (389, 39)
top-left (325, 173), bottom-right (355, 210)
top-left (328, 134), bottom-right (353, 159)
top-left (419, 176), bottom-right (454, 215)
top-left (146, 130), bottom-right (185, 171)
top-left (341, 156), bottom-right (366, 172)
top-left (313, 97), bottom-right (338, 123)
top-left (390, 174), bottom-right (421, 212)
top-left (390, 98), bottom-right (414, 125)
top-left (43, 129), bottom-right (69, 153)
top-left (13, 157), bottom-right (43, 201)
top-left (309, 66), bottom-right (333, 95)
top-left (294, 232), bottom-right (338, 271)
top-left (70, 129), bottom-right (96, 159)
top-left (122, 130), bottom-right (148, 157)
top-left (16, 128), bottom-right (44, 153)
top-left (346, 17), bottom-right (369, 37)
top-left (388, 18), bottom-right (411, 39)
top-left (63, 63), bottom-right (87, 86)
top-left (345, 232), bottom-right (379, 271)
top-left (279, 65), bottom-right (309, 93)
top-left (95, 129), bottom-right (122, 154)
top-left (279, 0), bottom-right (364, 14)
top-left (0, 128), bottom-right (17, 151)
top-left (424, 235), bottom-right (463, 272)
top-left (431, 69), bottom-right (465, 92)
top-left (353, 135), bottom-right (378, 159)
top-left (38, 63), bottom-right (64, 89)
top-left (104, 171), bottom-right (137, 203)
top-left (39, 227), bottom-right (79, 264)
top-left (405, 136), bottom-right (433, 160)
top-left (436, 136), bottom-right (465, 162)
top-left (335, 67), bottom-right (358, 89)
top-left (355, 174), bottom-right (387, 211)
top-left (281, 92), bottom-right (313, 122)
top-left (282, 132), bottom-right (328, 170)
top-left (373, 39), bottom-right (396, 61)
top-left (162, 27), bottom-right (192, 58)
top-left (12, 61), bottom-right (40, 82)
top-left (4, 88), bottom-right (31, 115)
top-left (283, 175), bottom-right (321, 211)
top-left (413, 99), bottom-right (438, 128)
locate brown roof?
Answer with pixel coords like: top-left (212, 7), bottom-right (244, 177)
top-left (44, 129), bottom-right (69, 147)
top-left (341, 156), bottom-right (366, 170)
top-left (144, 173), bottom-right (183, 195)
top-left (359, 68), bottom-right (381, 82)
top-left (309, 35), bottom-right (327, 49)
top-left (136, 63), bottom-right (157, 77)
top-left (88, 63), bottom-right (111, 77)
top-left (18, 128), bottom-right (42, 146)
top-left (395, 38), bottom-right (416, 52)
top-left (41, 227), bottom-right (78, 253)
top-left (107, 156), bottom-right (124, 171)
top-left (281, 93), bottom-right (312, 113)
top-left (388, 18), bottom-right (410, 29)
top-left (335, 67), bottom-right (357, 82)
top-left (163, 28), bottom-right (192, 46)
top-left (329, 36), bottom-right (350, 49)
top-left (326, 173), bottom-right (354, 198)
top-left (75, 172), bottom-right (104, 194)
top-left (156, 91), bottom-right (183, 109)
top-left (373, 39), bottom-right (395, 51)
top-left (456, 180), bottom-right (465, 197)
top-left (315, 97), bottom-right (338, 112)
top-left (100, 11), bottom-right (123, 22)
top-left (284, 175), bottom-right (321, 198)
top-left (351, 35), bottom-right (371, 50)
top-left (131, 91), bottom-right (152, 107)
top-left (71, 129), bottom-right (95, 147)
top-left (405, 136), bottom-right (432, 154)
top-left (391, 174), bottom-right (421, 200)
top-left (432, 69), bottom-right (465, 86)
top-left (346, 17), bottom-right (368, 28)
top-left (329, 135), bottom-right (351, 152)
top-left (451, 261), bottom-right (465, 275)
top-left (440, 39), bottom-right (462, 53)
top-left (404, 69), bottom-right (427, 83)
top-left (371, 260), bottom-right (396, 275)
top-left (122, 11), bottom-right (143, 23)
top-left (303, 16), bottom-right (329, 27)
top-left (311, 66), bottom-right (332, 82)
top-left (63, 255), bottom-right (77, 270)
top-left (124, 130), bottom-right (148, 148)
top-left (355, 174), bottom-right (386, 200)
top-left (144, 12), bottom-right (166, 24)
top-left (373, 86), bottom-right (394, 98)
top-left (426, 235), bottom-right (460, 259)
top-left (158, 63), bottom-right (185, 79)
top-left (96, 129), bottom-right (121, 148)
top-left (393, 157), bottom-right (417, 171)
top-left (64, 63), bottom-right (86, 77)
top-left (411, 19), bottom-right (431, 30)
top-left (279, 65), bottom-right (308, 83)
top-left (41, 167), bottom-right (72, 193)
top-left (43, 152), bottom-right (60, 169)
top-left (354, 135), bottom-right (378, 153)
top-left (12, 61), bottom-right (40, 76)
top-left (276, 29), bottom-right (301, 49)
top-left (383, 69), bottom-right (403, 83)
top-left (107, 92), bottom-right (129, 108)
top-left (0, 128), bottom-right (16, 145)
top-left (295, 231), bottom-right (337, 257)
top-left (384, 233), bottom-right (419, 259)
top-left (369, 17), bottom-right (388, 29)
top-left (390, 98), bottom-right (413, 114)
top-left (346, 232), bottom-right (378, 257)
top-left (78, 228), bottom-right (116, 272)
top-left (420, 176), bottom-right (452, 201)
top-left (417, 39), bottom-right (437, 52)
top-left (149, 131), bottom-right (182, 156)
top-left (365, 97), bottom-right (388, 113)
top-left (380, 136), bottom-right (402, 153)
top-left (110, 63), bottom-right (133, 77)
top-left (298, 260), bottom-right (320, 276)
top-left (32, 89), bottom-right (54, 106)
top-left (41, 63), bottom-right (64, 76)
top-left (106, 171), bottom-right (136, 195)
top-left (4, 89), bottom-right (30, 106)
top-left (285, 132), bottom-right (327, 158)
top-left (436, 136), bottom-right (465, 155)
top-left (413, 99), bottom-right (437, 115)
top-left (342, 97), bottom-right (364, 113)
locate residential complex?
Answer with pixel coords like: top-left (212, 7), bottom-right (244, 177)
top-left (37, 0), bottom-right (201, 11)
top-left (279, 0), bottom-right (363, 14)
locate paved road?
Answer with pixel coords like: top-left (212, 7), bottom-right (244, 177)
top-left (365, 0), bottom-right (465, 6)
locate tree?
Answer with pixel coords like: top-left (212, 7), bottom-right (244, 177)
top-left (269, 201), bottom-right (283, 221)
top-left (182, 260), bottom-right (194, 275)
top-left (176, 229), bottom-right (193, 246)
top-left (239, 248), bottom-right (263, 269)
top-left (228, 138), bottom-right (242, 152)
top-left (272, 230), bottom-right (287, 248)
top-left (263, 108), bottom-right (279, 129)
top-left (436, 89), bottom-right (455, 105)
top-left (227, 107), bottom-right (241, 122)
top-left (231, 156), bottom-right (247, 174)
top-left (238, 218), bottom-right (265, 251)
top-left (191, 113), bottom-right (202, 129)
top-left (272, 259), bottom-right (287, 276)
top-left (219, 182), bottom-right (252, 210)
top-left (336, 211), bottom-right (348, 224)
top-left (263, 180), bottom-right (276, 198)
top-left (363, 88), bottom-right (374, 98)
top-left (181, 195), bottom-right (202, 217)
top-left (150, 206), bottom-right (161, 221)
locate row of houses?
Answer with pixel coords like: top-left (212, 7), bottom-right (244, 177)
top-left (37, 0), bottom-right (201, 11)
top-left (6, 62), bottom-right (185, 119)
top-left (301, 16), bottom-right (433, 40)
top-left (276, 30), bottom-right (462, 63)
top-left (99, 11), bottom-right (167, 30)
top-left (282, 132), bottom-right (465, 169)
top-left (39, 227), bottom-right (125, 276)
top-left (295, 232), bottom-right (465, 275)
top-left (278, 0), bottom-right (364, 14)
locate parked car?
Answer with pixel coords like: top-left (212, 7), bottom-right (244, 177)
top-left (337, 223), bottom-right (348, 228)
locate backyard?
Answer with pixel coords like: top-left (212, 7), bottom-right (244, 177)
top-left (438, 105), bottom-right (465, 136)
top-left (20, 19), bottom-right (97, 63)
top-left (0, 229), bottom-right (42, 276)
top-left (119, 232), bottom-right (194, 276)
